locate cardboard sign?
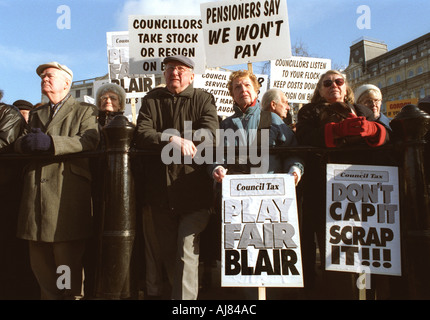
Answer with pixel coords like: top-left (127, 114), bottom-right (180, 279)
top-left (270, 57), bottom-right (331, 104)
top-left (200, 0), bottom-right (292, 67)
top-left (325, 164), bottom-right (401, 276)
top-left (222, 174), bottom-right (303, 287)
top-left (106, 31), bottom-right (155, 123)
top-left (194, 70), bottom-right (268, 117)
top-left (128, 16), bottom-right (206, 74)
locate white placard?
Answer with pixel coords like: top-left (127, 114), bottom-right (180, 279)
top-left (106, 31), bottom-right (155, 122)
top-left (200, 0), bottom-right (291, 67)
top-left (222, 174), bottom-right (303, 287)
top-left (325, 164), bottom-right (401, 276)
top-left (270, 57), bottom-right (331, 104)
top-left (194, 70), bottom-right (268, 117)
top-left (128, 16), bottom-right (206, 74)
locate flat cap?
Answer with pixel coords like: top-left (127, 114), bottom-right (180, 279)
top-left (13, 99), bottom-right (34, 110)
top-left (36, 61), bottom-right (73, 80)
top-left (163, 55), bottom-right (195, 69)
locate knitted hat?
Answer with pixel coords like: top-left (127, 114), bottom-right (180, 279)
top-left (95, 83), bottom-right (127, 112)
top-left (354, 84), bottom-right (381, 103)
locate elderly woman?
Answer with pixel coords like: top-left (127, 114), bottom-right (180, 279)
top-left (295, 71), bottom-right (390, 296)
top-left (296, 70), bottom-right (388, 148)
top-left (355, 84), bottom-right (392, 132)
top-left (211, 69), bottom-right (304, 185)
top-left (95, 83), bottom-right (126, 127)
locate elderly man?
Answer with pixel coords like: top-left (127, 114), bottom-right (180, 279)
top-left (134, 55), bottom-right (218, 300)
top-left (0, 90), bottom-right (30, 299)
top-left (13, 99), bottom-right (35, 123)
top-left (14, 62), bottom-right (99, 300)
top-left (261, 88), bottom-right (291, 120)
top-left (0, 91), bottom-right (26, 152)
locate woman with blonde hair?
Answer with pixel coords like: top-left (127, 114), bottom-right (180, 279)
top-left (296, 70), bottom-right (388, 148)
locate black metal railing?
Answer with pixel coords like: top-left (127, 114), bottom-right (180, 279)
top-left (1, 104), bottom-right (429, 300)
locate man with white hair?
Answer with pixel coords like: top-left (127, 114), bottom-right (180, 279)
top-left (14, 62), bottom-right (99, 299)
top-left (261, 88), bottom-right (291, 120)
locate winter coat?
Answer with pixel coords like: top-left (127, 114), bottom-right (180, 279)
top-left (296, 102), bottom-right (389, 148)
top-left (134, 84), bottom-right (219, 211)
top-left (14, 96), bottom-right (100, 242)
top-left (214, 102), bottom-right (304, 175)
top-left (0, 104), bottom-right (26, 153)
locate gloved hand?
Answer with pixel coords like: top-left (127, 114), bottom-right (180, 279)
top-left (358, 118), bottom-right (379, 137)
top-left (329, 113), bottom-right (363, 137)
top-left (21, 128), bottom-right (53, 153)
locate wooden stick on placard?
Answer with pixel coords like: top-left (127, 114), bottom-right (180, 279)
top-left (131, 98), bottom-right (137, 125)
top-left (247, 62), bottom-right (253, 73)
top-left (258, 287), bottom-right (266, 300)
top-left (249, 59), bottom-right (267, 301)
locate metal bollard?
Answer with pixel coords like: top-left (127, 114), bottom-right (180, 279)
top-left (96, 115), bottom-right (136, 299)
top-left (391, 104), bottom-right (430, 299)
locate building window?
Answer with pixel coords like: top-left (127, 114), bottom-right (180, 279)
top-left (87, 88), bottom-right (92, 96)
top-left (420, 88), bottom-right (426, 99)
top-left (407, 70), bottom-right (414, 78)
top-left (387, 77), bottom-right (393, 86)
top-left (395, 75), bottom-right (401, 83)
top-left (75, 90), bottom-right (81, 98)
top-left (417, 66), bottom-right (424, 75)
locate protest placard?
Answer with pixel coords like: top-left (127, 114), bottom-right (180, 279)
top-left (200, 0), bottom-right (291, 67)
top-left (221, 174), bottom-right (303, 287)
top-left (106, 31), bottom-right (155, 122)
top-left (270, 57), bottom-right (331, 103)
top-left (325, 164), bottom-right (401, 276)
top-left (194, 70), bottom-right (268, 117)
top-left (128, 16), bottom-right (206, 74)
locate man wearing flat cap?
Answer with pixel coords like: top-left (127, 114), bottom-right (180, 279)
top-left (14, 61), bottom-right (99, 299)
top-left (134, 55), bottom-right (218, 299)
top-left (13, 99), bottom-right (34, 123)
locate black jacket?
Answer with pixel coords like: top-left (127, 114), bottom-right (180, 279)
top-left (0, 104), bottom-right (26, 153)
top-left (134, 84), bottom-right (219, 211)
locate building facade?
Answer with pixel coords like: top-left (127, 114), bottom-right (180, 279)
top-left (345, 33), bottom-right (430, 115)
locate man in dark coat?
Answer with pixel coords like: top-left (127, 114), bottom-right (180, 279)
top-left (0, 90), bottom-right (35, 299)
top-left (134, 55), bottom-right (219, 300)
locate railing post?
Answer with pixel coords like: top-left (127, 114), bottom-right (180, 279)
top-left (390, 104), bottom-right (430, 299)
top-left (96, 115), bottom-right (136, 299)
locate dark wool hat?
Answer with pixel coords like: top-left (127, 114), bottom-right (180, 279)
top-left (163, 55), bottom-right (195, 69)
top-left (13, 99), bottom-right (34, 110)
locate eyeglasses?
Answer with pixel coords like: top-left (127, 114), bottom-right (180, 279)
top-left (100, 95), bottom-right (119, 102)
top-left (363, 99), bottom-right (382, 106)
top-left (323, 78), bottom-right (345, 88)
top-left (165, 65), bottom-right (191, 74)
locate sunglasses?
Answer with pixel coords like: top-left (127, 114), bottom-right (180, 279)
top-left (323, 78), bottom-right (345, 87)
